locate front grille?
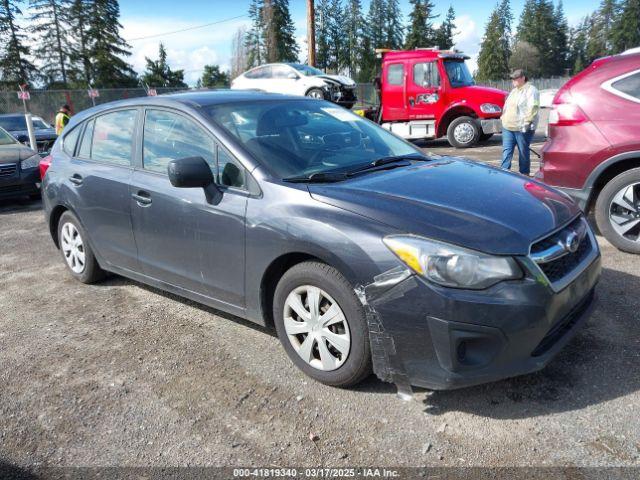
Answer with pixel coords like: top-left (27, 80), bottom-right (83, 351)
top-left (530, 216), bottom-right (593, 284)
top-left (0, 163), bottom-right (17, 177)
top-left (531, 289), bottom-right (594, 356)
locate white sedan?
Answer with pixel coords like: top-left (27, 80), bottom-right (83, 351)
top-left (231, 63), bottom-right (358, 109)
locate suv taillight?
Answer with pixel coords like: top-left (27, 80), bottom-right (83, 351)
top-left (548, 90), bottom-right (588, 126)
top-left (39, 155), bottom-right (52, 180)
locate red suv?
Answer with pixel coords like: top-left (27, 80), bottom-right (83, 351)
top-left (538, 50), bottom-right (640, 253)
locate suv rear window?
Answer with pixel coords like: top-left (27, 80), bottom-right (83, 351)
top-left (611, 71), bottom-right (640, 101)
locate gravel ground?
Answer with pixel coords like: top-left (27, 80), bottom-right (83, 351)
top-left (1, 114), bottom-right (639, 471)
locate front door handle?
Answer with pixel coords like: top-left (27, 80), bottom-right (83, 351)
top-left (132, 191), bottom-right (152, 205)
top-left (69, 174), bottom-right (83, 186)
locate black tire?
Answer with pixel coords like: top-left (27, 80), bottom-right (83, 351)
top-left (57, 211), bottom-right (106, 283)
top-left (305, 88), bottom-right (327, 100)
top-left (479, 133), bottom-right (494, 142)
top-left (446, 116), bottom-right (481, 148)
top-left (594, 168), bottom-right (640, 254)
top-left (273, 261), bottom-right (372, 387)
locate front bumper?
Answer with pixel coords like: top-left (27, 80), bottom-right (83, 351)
top-left (0, 164), bottom-right (40, 199)
top-left (363, 252), bottom-right (601, 390)
top-left (480, 118), bottom-right (502, 135)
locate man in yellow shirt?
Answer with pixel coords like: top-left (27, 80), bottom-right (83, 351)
top-left (55, 104), bottom-right (71, 136)
top-left (500, 69), bottom-right (539, 176)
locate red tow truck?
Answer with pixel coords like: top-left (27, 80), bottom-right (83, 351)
top-left (358, 48), bottom-right (507, 148)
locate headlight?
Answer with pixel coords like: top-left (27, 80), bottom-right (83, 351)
top-left (480, 103), bottom-right (502, 114)
top-left (20, 153), bottom-right (41, 170)
top-left (383, 235), bottom-right (522, 289)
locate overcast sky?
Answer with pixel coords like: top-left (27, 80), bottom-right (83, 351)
top-left (119, 0), bottom-right (600, 85)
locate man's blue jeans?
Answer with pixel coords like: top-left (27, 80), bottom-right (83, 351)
top-left (501, 128), bottom-right (534, 175)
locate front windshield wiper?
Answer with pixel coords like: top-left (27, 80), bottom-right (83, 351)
top-left (346, 154), bottom-right (430, 176)
top-left (283, 171), bottom-right (349, 183)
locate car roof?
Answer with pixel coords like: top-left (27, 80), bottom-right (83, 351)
top-left (68, 90), bottom-right (312, 122)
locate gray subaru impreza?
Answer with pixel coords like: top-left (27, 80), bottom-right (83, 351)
top-left (42, 91), bottom-right (601, 391)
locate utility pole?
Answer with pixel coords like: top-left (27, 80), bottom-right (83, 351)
top-left (307, 0), bottom-right (316, 66)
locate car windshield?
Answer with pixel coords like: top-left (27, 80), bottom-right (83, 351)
top-left (444, 60), bottom-right (475, 88)
top-left (0, 127), bottom-right (17, 145)
top-left (204, 100), bottom-right (422, 179)
top-left (0, 115), bottom-right (50, 131)
top-left (290, 64), bottom-right (325, 77)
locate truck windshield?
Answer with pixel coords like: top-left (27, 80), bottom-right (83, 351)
top-left (444, 60), bottom-right (475, 88)
top-left (205, 100), bottom-right (422, 179)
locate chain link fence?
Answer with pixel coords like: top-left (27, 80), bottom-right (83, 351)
top-left (0, 87), bottom-right (185, 124)
top-left (0, 77), bottom-right (569, 123)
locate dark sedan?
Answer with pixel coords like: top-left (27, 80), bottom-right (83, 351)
top-left (0, 113), bottom-right (58, 154)
top-left (0, 126), bottom-right (42, 200)
top-left (42, 91), bottom-right (600, 391)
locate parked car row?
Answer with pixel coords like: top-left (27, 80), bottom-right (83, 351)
top-left (0, 113), bottom-right (58, 154)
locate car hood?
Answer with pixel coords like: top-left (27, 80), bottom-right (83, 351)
top-left (0, 143), bottom-right (38, 164)
top-left (308, 159), bottom-right (580, 255)
top-left (315, 74), bottom-right (356, 87)
top-left (10, 128), bottom-right (57, 140)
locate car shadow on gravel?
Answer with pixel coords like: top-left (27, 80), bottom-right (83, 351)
top-left (0, 197), bottom-right (42, 214)
top-left (422, 267), bottom-right (640, 419)
top-left (97, 275), bottom-right (278, 338)
top-left (0, 461), bottom-right (39, 480)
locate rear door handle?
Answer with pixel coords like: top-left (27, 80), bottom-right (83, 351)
top-left (132, 191), bottom-right (152, 206)
top-left (69, 174), bottom-right (83, 186)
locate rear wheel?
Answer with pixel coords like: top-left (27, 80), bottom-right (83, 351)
top-left (594, 168), bottom-right (640, 254)
top-left (447, 116), bottom-right (480, 148)
top-left (273, 261), bottom-right (371, 387)
top-left (57, 211), bottom-right (105, 283)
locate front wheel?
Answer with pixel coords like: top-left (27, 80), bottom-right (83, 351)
top-left (447, 116), bottom-right (480, 148)
top-left (594, 168), bottom-right (640, 254)
top-left (306, 88), bottom-right (326, 100)
top-left (273, 261), bottom-right (371, 387)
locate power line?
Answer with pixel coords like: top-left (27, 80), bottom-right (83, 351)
top-left (125, 14), bottom-right (248, 42)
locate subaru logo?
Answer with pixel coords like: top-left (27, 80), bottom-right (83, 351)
top-left (564, 230), bottom-right (580, 253)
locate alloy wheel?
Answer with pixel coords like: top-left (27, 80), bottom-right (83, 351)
top-left (60, 222), bottom-right (86, 274)
top-left (283, 285), bottom-right (351, 371)
top-left (306, 89), bottom-right (324, 100)
top-left (453, 122), bottom-right (475, 144)
top-left (609, 182), bottom-right (640, 243)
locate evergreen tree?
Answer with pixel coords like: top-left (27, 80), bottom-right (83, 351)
top-left (67, 0), bottom-right (92, 86)
top-left (586, 0), bottom-right (619, 59)
top-left (29, 0), bottom-right (72, 87)
top-left (200, 64), bottom-right (230, 88)
top-left (384, 0), bottom-right (404, 50)
top-left (550, 0), bottom-right (569, 75)
top-left (516, 0), bottom-right (558, 76)
top-left (476, 5), bottom-right (510, 81)
top-left (245, 0), bottom-right (264, 68)
top-left (262, 0), bottom-right (298, 63)
top-left (568, 16), bottom-right (590, 73)
top-left (343, 0), bottom-right (364, 77)
top-left (435, 5), bottom-right (456, 49)
top-left (326, 0), bottom-right (344, 71)
top-left (140, 43), bottom-right (187, 88)
top-left (498, 0), bottom-right (514, 58)
top-left (315, 0), bottom-right (331, 70)
top-left (358, 0), bottom-right (386, 82)
top-left (0, 0), bottom-right (37, 86)
top-left (88, 0), bottom-right (137, 87)
top-left (404, 0), bottom-right (437, 49)
top-left (612, 0), bottom-right (640, 51)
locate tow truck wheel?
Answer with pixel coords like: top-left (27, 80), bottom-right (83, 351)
top-left (447, 116), bottom-right (480, 148)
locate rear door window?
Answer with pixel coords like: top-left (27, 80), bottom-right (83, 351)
top-left (90, 110), bottom-right (137, 166)
top-left (78, 120), bottom-right (94, 158)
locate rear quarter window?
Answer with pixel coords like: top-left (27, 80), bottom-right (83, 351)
top-left (62, 125), bottom-right (82, 156)
top-left (610, 71), bottom-right (640, 101)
